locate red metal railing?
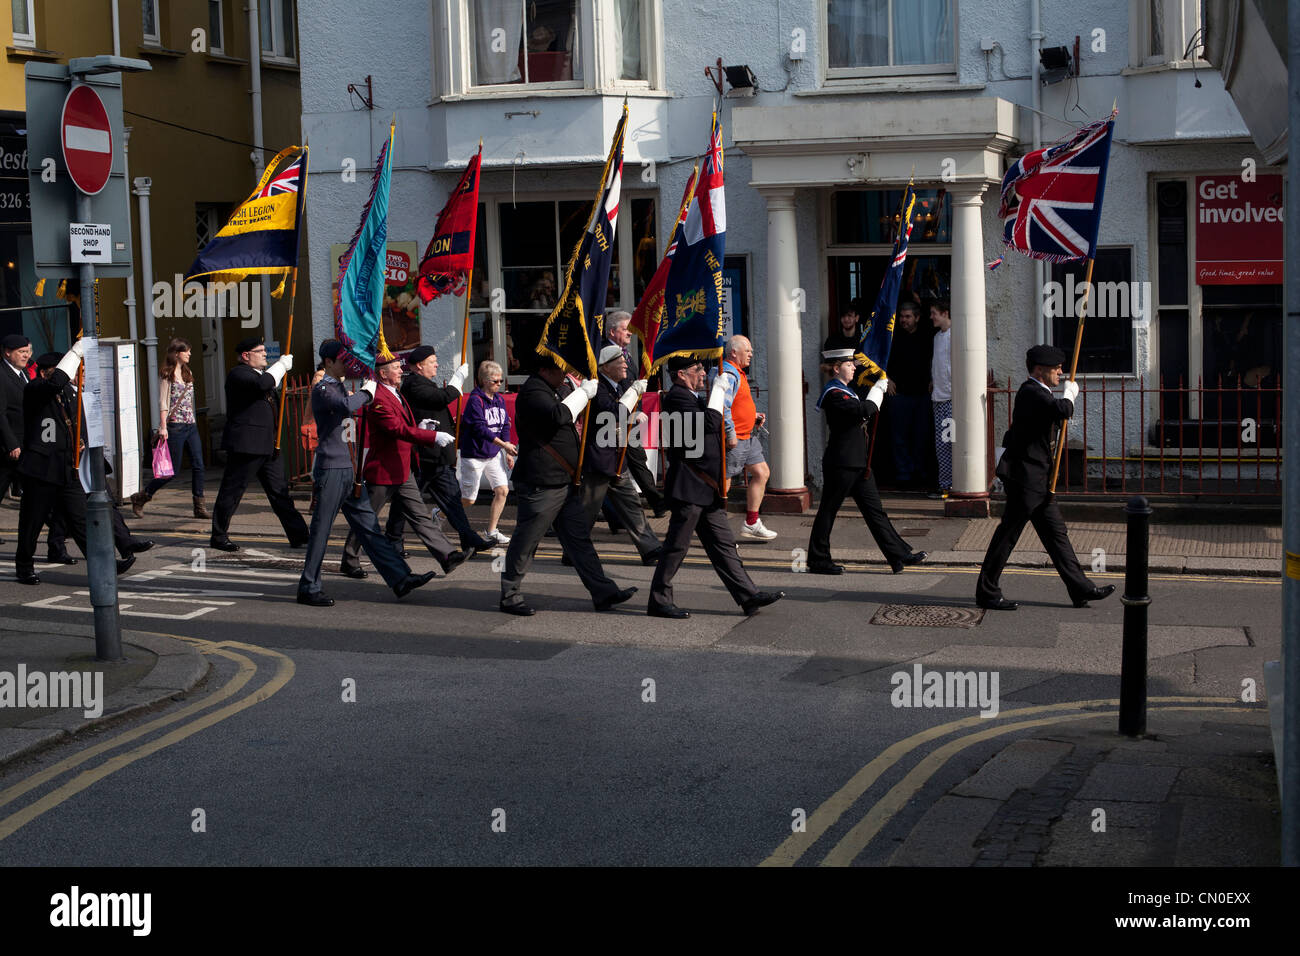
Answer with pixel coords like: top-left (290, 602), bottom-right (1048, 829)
top-left (985, 371), bottom-right (1283, 497)
top-left (279, 375), bottom-right (316, 484)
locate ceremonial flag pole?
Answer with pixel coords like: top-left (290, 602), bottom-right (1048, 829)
top-left (274, 142), bottom-right (310, 452)
top-left (991, 104), bottom-right (1118, 495)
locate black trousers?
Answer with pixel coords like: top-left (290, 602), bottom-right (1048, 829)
top-left (49, 501), bottom-right (137, 558)
top-left (386, 463), bottom-right (483, 550)
top-left (0, 458), bottom-right (17, 509)
top-left (16, 474), bottom-right (86, 575)
top-left (808, 465), bottom-right (911, 567)
top-left (976, 484), bottom-right (1092, 602)
top-left (624, 444), bottom-right (663, 510)
top-left (650, 499), bottom-right (757, 609)
top-left (211, 451), bottom-right (309, 546)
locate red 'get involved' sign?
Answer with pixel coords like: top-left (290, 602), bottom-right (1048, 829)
top-left (1194, 174), bottom-right (1283, 285)
top-left (60, 85), bottom-right (113, 196)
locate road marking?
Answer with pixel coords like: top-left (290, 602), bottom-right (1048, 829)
top-left (819, 702), bottom-right (1260, 867)
top-left (760, 694), bottom-right (1247, 867)
top-left (21, 594), bottom-right (221, 620)
top-left (0, 638), bottom-right (295, 842)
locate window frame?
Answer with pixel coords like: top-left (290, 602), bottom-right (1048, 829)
top-left (470, 189), bottom-right (657, 388)
top-left (821, 0), bottom-right (958, 82)
top-left (467, 0), bottom-right (587, 92)
top-left (208, 0), bottom-right (225, 55)
top-left (11, 0), bottom-right (36, 48)
top-left (1047, 245), bottom-right (1139, 378)
top-left (1131, 0), bottom-right (1206, 69)
top-left (260, 0), bottom-right (296, 63)
top-left (141, 0), bottom-right (161, 45)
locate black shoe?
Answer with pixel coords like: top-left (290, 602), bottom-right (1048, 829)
top-left (440, 548), bottom-right (475, 575)
top-left (128, 539), bottom-right (154, 554)
top-left (339, 565), bottom-right (368, 579)
top-left (741, 591), bottom-right (784, 616)
top-left (977, 596), bottom-right (1019, 611)
top-left (807, 561), bottom-right (844, 575)
top-left (902, 550), bottom-right (927, 566)
top-left (288, 538), bottom-right (310, 549)
top-left (116, 554), bottom-right (136, 575)
top-left (560, 553), bottom-right (574, 567)
top-left (467, 535), bottom-right (496, 552)
top-left (297, 592), bottom-right (335, 607)
top-left (647, 601), bottom-right (690, 619)
top-left (210, 539), bottom-right (239, 553)
top-left (47, 552), bottom-right (77, 565)
top-left (641, 548), bottom-right (664, 566)
top-left (499, 601), bottom-right (535, 616)
top-left (594, 586), bottom-right (638, 612)
top-left (1072, 584), bottom-right (1116, 608)
top-left (17, 570), bottom-right (40, 585)
top-left (652, 504), bottom-right (670, 519)
top-left (393, 571), bottom-right (436, 599)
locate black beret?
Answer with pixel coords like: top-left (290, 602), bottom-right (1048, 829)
top-left (2, 334), bottom-right (29, 351)
top-left (1026, 345), bottom-right (1067, 369)
top-left (667, 355), bottom-right (703, 374)
top-left (407, 345), bottom-right (436, 365)
top-left (318, 339), bottom-right (344, 361)
top-left (234, 336), bottom-right (263, 354)
top-left (35, 351), bottom-right (62, 369)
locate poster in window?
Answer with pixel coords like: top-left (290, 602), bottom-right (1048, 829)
top-left (329, 241), bottom-right (422, 356)
top-left (1194, 175), bottom-right (1283, 284)
top-left (720, 255), bottom-right (748, 341)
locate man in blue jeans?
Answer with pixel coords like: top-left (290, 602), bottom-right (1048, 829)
top-left (297, 340), bottom-right (435, 606)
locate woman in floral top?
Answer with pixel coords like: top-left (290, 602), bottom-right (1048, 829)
top-left (131, 338), bottom-right (209, 518)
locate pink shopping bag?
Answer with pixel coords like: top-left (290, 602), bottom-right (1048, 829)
top-left (152, 438), bottom-right (174, 479)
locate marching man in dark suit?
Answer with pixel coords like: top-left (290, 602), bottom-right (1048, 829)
top-left (647, 356), bottom-right (783, 619)
top-left (976, 344), bottom-right (1116, 610)
top-left (13, 344), bottom-right (135, 585)
top-left (297, 340), bottom-right (435, 606)
top-left (807, 349), bottom-right (926, 575)
top-left (0, 334), bottom-right (33, 540)
top-left (209, 336), bottom-right (309, 552)
top-left (339, 353), bottom-right (473, 578)
top-left (499, 354), bottom-right (636, 616)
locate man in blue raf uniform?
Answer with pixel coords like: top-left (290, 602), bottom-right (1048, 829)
top-left (209, 336), bottom-right (309, 552)
top-left (807, 349), bottom-right (926, 575)
top-left (297, 340), bottom-right (435, 606)
top-left (976, 344), bottom-right (1116, 611)
top-left (647, 356), bottom-right (783, 619)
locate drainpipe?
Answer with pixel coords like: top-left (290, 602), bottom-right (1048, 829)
top-left (133, 177), bottom-right (160, 430)
top-left (1030, 0), bottom-right (1046, 345)
top-left (248, 0), bottom-right (274, 345)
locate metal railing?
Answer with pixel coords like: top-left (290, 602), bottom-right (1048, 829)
top-left (986, 372), bottom-right (1283, 497)
top-left (279, 375), bottom-right (316, 484)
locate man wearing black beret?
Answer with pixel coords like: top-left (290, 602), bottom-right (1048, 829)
top-left (209, 337), bottom-right (308, 551)
top-left (975, 345), bottom-right (1115, 610)
top-left (0, 334), bottom-right (32, 539)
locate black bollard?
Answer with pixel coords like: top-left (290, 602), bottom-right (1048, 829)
top-left (1119, 495), bottom-right (1152, 736)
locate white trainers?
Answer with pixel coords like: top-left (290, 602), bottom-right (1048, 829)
top-left (487, 529), bottom-right (511, 545)
top-left (742, 518), bottom-right (778, 539)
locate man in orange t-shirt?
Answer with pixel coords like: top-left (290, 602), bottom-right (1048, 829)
top-left (710, 335), bottom-right (775, 539)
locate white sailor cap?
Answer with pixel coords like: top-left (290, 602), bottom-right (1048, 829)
top-left (822, 348), bottom-right (856, 361)
top-left (598, 344), bottom-right (625, 366)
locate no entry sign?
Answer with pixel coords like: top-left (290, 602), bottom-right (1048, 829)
top-left (61, 85), bottom-right (113, 196)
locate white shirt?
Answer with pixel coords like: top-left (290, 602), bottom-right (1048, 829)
top-left (382, 382), bottom-right (400, 399)
top-left (930, 328), bottom-right (952, 401)
top-left (6, 360), bottom-right (24, 379)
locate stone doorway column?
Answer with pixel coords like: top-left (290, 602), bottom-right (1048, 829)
top-left (758, 187), bottom-right (810, 512)
top-left (947, 183), bottom-right (991, 517)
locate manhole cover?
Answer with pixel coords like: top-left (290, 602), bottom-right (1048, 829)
top-left (900, 528), bottom-right (930, 536)
top-left (209, 553), bottom-right (303, 572)
top-left (870, 604), bottom-right (985, 628)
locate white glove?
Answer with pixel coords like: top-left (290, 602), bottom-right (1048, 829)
top-left (631, 379), bottom-right (648, 396)
top-left (1062, 379), bottom-right (1079, 404)
top-left (266, 358), bottom-right (289, 386)
top-left (707, 379), bottom-right (727, 413)
top-left (69, 337), bottom-right (87, 357)
top-left (434, 431), bottom-right (455, 447)
top-left (561, 386), bottom-right (592, 419)
top-left (56, 345), bottom-right (84, 378)
top-left (580, 378), bottom-right (599, 399)
top-left (360, 380), bottom-right (378, 399)
top-left (619, 385), bottom-right (643, 413)
top-left (418, 418), bottom-right (436, 430)
top-left (280, 353), bottom-right (294, 373)
top-left (449, 363), bottom-right (470, 392)
top-left (866, 376), bottom-right (889, 410)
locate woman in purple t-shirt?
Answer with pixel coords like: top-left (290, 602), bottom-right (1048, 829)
top-left (458, 361), bottom-right (516, 546)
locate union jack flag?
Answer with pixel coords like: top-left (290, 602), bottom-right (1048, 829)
top-left (257, 157), bottom-right (303, 197)
top-left (998, 110), bottom-right (1116, 263)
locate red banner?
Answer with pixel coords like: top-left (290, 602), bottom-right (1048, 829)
top-left (1194, 174), bottom-right (1283, 284)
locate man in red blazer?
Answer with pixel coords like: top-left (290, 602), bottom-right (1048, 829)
top-left (340, 354), bottom-right (474, 578)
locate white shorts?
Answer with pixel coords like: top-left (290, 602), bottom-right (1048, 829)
top-left (458, 452), bottom-right (510, 499)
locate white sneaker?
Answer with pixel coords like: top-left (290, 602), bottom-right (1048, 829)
top-left (742, 518), bottom-right (778, 540)
top-left (488, 529), bottom-right (511, 545)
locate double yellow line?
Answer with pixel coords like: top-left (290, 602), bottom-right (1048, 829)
top-left (0, 637), bottom-right (294, 843)
top-left (762, 696), bottom-right (1259, 867)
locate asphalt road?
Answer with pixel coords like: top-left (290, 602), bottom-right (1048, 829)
top-left (0, 534), bottom-right (1282, 865)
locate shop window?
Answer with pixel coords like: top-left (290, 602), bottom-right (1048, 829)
top-left (832, 188), bottom-right (951, 244)
top-left (1049, 247), bottom-right (1135, 375)
top-left (471, 0), bottom-right (582, 86)
top-left (825, 0), bottom-right (954, 77)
